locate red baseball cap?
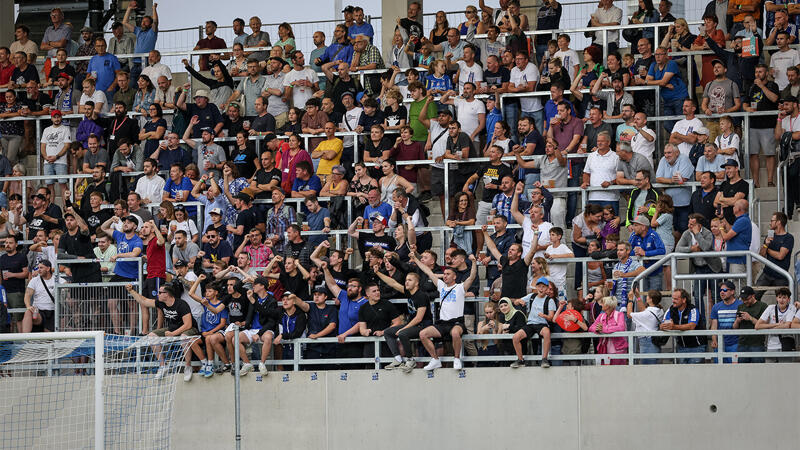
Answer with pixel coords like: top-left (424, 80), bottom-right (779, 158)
top-left (51, 109), bottom-right (63, 116)
top-left (57, 72), bottom-right (71, 80)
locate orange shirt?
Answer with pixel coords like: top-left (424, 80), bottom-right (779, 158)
top-left (730, 0), bottom-right (760, 22)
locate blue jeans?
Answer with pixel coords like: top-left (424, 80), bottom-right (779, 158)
top-left (662, 97), bottom-right (685, 134)
top-left (673, 205), bottom-right (690, 233)
top-left (643, 272), bottom-right (662, 292)
top-left (713, 340), bottom-right (738, 363)
top-left (503, 102), bottom-right (520, 143)
top-left (587, 200), bottom-right (618, 216)
top-left (44, 162), bottom-right (68, 185)
top-left (637, 337), bottom-right (660, 364)
top-left (677, 345), bottom-right (703, 364)
top-left (524, 172), bottom-right (540, 194)
top-left (737, 344), bottom-right (765, 363)
top-left (549, 343), bottom-right (562, 366)
top-left (566, 162), bottom-right (584, 226)
top-left (0, 192), bottom-right (6, 209)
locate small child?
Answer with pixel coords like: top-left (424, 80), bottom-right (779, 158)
top-left (186, 275), bottom-right (228, 380)
top-left (622, 53), bottom-right (635, 74)
top-left (554, 298), bottom-right (588, 366)
top-left (357, 97), bottom-right (385, 132)
top-left (539, 39), bottom-right (559, 74)
top-left (424, 60), bottom-right (453, 95)
top-left (543, 227), bottom-right (574, 297)
top-left (714, 115), bottom-right (740, 166)
top-left (406, 41), bottom-right (434, 69)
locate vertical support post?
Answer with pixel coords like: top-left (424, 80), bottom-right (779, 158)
top-left (54, 261), bottom-right (61, 332)
top-left (627, 335), bottom-right (634, 365)
top-left (582, 259), bottom-right (588, 298)
top-left (35, 119), bottom-right (42, 176)
top-left (94, 331), bottom-right (104, 450)
top-left (602, 29), bottom-right (607, 61)
top-left (443, 160), bottom-right (450, 221)
top-left (374, 339), bottom-right (380, 370)
top-left (234, 324), bottom-right (242, 450)
top-left (654, 86), bottom-right (661, 151)
top-left (746, 253), bottom-right (752, 286)
top-left (293, 338), bottom-right (300, 372)
top-left (743, 115), bottom-right (751, 179)
top-left (138, 258), bottom-right (144, 334)
top-left (717, 333), bottom-right (724, 365)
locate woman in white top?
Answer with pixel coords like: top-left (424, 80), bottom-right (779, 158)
top-left (378, 158), bottom-right (414, 204)
top-left (756, 287), bottom-right (797, 363)
top-left (484, 120), bottom-right (514, 155)
top-left (628, 288), bottom-right (664, 364)
top-left (167, 205), bottom-right (198, 245)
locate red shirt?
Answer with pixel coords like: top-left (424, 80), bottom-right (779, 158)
top-left (195, 36), bottom-right (227, 70)
top-left (145, 239), bottom-right (166, 279)
top-left (0, 62), bottom-right (15, 89)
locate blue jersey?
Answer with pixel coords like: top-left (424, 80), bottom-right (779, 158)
top-left (163, 177), bottom-right (197, 216)
top-left (112, 230), bottom-right (143, 279)
top-left (200, 300), bottom-right (228, 332)
top-left (710, 299), bottom-right (742, 349)
top-left (337, 290), bottom-right (367, 334)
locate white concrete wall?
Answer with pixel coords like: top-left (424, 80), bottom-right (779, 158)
top-left (172, 364), bottom-right (800, 449)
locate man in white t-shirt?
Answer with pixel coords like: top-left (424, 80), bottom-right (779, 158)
top-left (441, 85), bottom-right (486, 145)
top-left (21, 260), bottom-right (58, 333)
top-left (553, 34), bottom-right (580, 81)
top-left (79, 78), bottom-right (109, 114)
top-left (455, 45), bottom-right (483, 94)
top-left (509, 51), bottom-right (543, 130)
top-left (769, 31), bottom-right (800, 90)
top-left (415, 253), bottom-right (478, 371)
top-left (283, 50), bottom-right (319, 109)
top-left (589, 0), bottom-right (623, 52)
top-left (40, 110), bottom-right (71, 193)
top-left (631, 111), bottom-right (656, 161)
top-left (543, 227), bottom-right (574, 295)
top-left (582, 131), bottom-right (620, 213)
top-left (669, 99), bottom-right (704, 157)
top-left (511, 198), bottom-right (552, 259)
top-left (135, 158), bottom-right (166, 205)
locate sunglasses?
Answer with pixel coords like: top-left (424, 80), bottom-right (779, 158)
top-left (720, 288), bottom-right (729, 292)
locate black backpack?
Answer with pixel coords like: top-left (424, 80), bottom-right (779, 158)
top-left (688, 142), bottom-right (705, 167)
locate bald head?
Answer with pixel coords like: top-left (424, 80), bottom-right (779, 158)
top-left (734, 199), bottom-right (749, 216)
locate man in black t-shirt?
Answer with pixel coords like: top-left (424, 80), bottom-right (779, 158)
top-left (714, 159), bottom-right (749, 226)
top-left (293, 287), bottom-right (338, 363)
top-left (19, 193), bottom-right (61, 241)
top-left (744, 64), bottom-right (779, 188)
top-left (357, 283), bottom-right (403, 361)
top-left (251, 150), bottom-right (282, 199)
top-left (462, 145), bottom-right (513, 251)
top-left (60, 209), bottom-right (102, 283)
top-left (230, 193), bottom-right (258, 250)
top-left (349, 215), bottom-right (396, 258)
top-left (757, 212), bottom-right (794, 291)
top-left (375, 271), bottom-right (433, 372)
top-left (485, 235), bottom-right (534, 304)
top-left (1, 235), bottom-right (30, 330)
top-left (125, 283), bottom-right (199, 379)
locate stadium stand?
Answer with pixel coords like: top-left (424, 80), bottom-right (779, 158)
top-left (2, 0), bottom-right (800, 376)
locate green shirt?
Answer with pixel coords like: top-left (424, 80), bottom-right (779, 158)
top-left (408, 98), bottom-right (436, 142)
top-left (737, 300), bottom-right (767, 348)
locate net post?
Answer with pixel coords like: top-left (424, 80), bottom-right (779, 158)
top-left (94, 331), bottom-right (105, 450)
top-left (234, 324), bottom-right (242, 450)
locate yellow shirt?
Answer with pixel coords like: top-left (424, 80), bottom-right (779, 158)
top-left (314, 138), bottom-right (343, 175)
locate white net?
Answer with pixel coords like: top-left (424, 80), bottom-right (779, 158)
top-left (0, 333), bottom-right (197, 450)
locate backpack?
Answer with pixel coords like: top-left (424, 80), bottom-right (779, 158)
top-left (688, 142), bottom-right (705, 167)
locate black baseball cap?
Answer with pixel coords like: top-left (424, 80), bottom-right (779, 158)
top-left (711, 58), bottom-right (727, 68)
top-left (740, 286), bottom-right (756, 298)
top-left (253, 277), bottom-right (270, 288)
top-left (721, 158), bottom-right (739, 168)
top-left (313, 286), bottom-right (328, 294)
top-left (123, 215), bottom-right (138, 224)
top-left (174, 259), bottom-right (188, 267)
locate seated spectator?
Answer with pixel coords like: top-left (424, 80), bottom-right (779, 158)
top-left (140, 50), bottom-right (172, 85)
top-left (139, 103), bottom-right (167, 159)
top-left (755, 287), bottom-right (796, 362)
top-left (588, 295), bottom-right (628, 365)
top-left (79, 78), bottom-right (108, 114)
top-left (171, 229), bottom-right (200, 267)
top-left (151, 132), bottom-right (192, 171)
top-left (112, 72), bottom-right (135, 111)
top-left (168, 205), bottom-right (198, 244)
top-left (82, 134), bottom-right (109, 173)
top-left (616, 141), bottom-right (654, 186)
top-left (152, 75), bottom-right (178, 110)
top-left (509, 278), bottom-right (555, 368)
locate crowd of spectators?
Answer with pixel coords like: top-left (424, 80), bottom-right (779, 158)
top-left (0, 0), bottom-right (799, 373)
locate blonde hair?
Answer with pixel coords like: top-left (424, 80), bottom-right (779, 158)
top-left (385, 88), bottom-right (403, 103)
top-left (601, 296), bottom-right (619, 310)
top-left (674, 18), bottom-right (688, 30)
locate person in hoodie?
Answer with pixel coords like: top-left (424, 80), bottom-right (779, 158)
top-left (231, 277), bottom-right (281, 376)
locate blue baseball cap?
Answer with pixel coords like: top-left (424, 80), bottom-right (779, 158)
top-left (536, 277), bottom-right (550, 285)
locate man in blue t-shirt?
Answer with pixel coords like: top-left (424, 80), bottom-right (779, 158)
top-left (86, 37), bottom-right (122, 93)
top-left (163, 163), bottom-right (197, 217)
top-left (101, 214), bottom-right (144, 335)
top-left (122, 2), bottom-right (158, 79)
top-left (322, 262), bottom-right (367, 364)
top-left (710, 281), bottom-right (743, 362)
top-left (721, 198), bottom-right (751, 274)
top-left (646, 47), bottom-right (687, 133)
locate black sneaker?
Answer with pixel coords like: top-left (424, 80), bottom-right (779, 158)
top-left (541, 358), bottom-right (551, 368)
top-left (214, 364), bottom-right (228, 374)
top-left (418, 191), bottom-right (432, 202)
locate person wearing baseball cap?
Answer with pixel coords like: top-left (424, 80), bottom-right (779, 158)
top-left (592, 70), bottom-right (631, 119)
top-left (701, 58), bottom-right (738, 118)
top-left (178, 80), bottom-right (224, 139)
top-left (715, 157), bottom-right (747, 225)
top-left (629, 214), bottom-right (666, 291)
top-left (733, 285), bottom-right (768, 363)
top-left (507, 275), bottom-right (556, 369)
top-left (709, 280), bottom-right (743, 362)
top-left (182, 116), bottom-right (226, 179)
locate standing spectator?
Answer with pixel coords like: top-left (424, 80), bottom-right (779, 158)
top-left (589, 0), bottom-right (623, 53)
top-left (182, 120), bottom-right (226, 179)
top-left (263, 57), bottom-right (289, 128)
top-left (625, 170), bottom-right (660, 227)
top-left (745, 65), bottom-right (779, 187)
top-left (669, 99), bottom-right (703, 158)
top-left (244, 16), bottom-right (271, 61)
top-left (660, 288), bottom-right (706, 364)
top-left (714, 159), bottom-right (749, 226)
top-left (316, 24), bottom-right (353, 67)
top-left (756, 212), bottom-right (794, 290)
top-left (553, 34), bottom-right (580, 81)
top-left (87, 37), bottom-right (122, 94)
top-left (177, 87), bottom-right (224, 138)
top-left (227, 59), bottom-right (267, 119)
top-left (284, 51), bottom-right (319, 110)
top-left (0, 92), bottom-right (25, 164)
top-left (709, 280), bottom-right (742, 361)
top-left (107, 22), bottom-right (134, 72)
top-left (588, 296), bottom-right (629, 365)
top-left (705, 32), bottom-right (761, 93)
top-left (646, 47), bottom-right (688, 133)
top-left (691, 14), bottom-right (726, 88)
top-left (10, 25), bottom-right (38, 58)
top-left (350, 36), bottom-right (384, 97)
top-left (582, 132), bottom-right (620, 214)
top-left (690, 172), bottom-right (719, 224)
top-left (265, 189), bottom-right (296, 255)
top-left (122, 1), bottom-right (158, 82)
top-left (508, 51), bottom-right (542, 135)
top-left (441, 85), bottom-right (486, 148)
top-left (769, 31), bottom-right (800, 90)
top-left (756, 287), bottom-right (797, 362)
top-left (112, 72), bottom-right (135, 111)
top-left (40, 110), bottom-right (71, 194)
top-left (733, 286), bottom-right (767, 363)
top-left (194, 21), bottom-right (226, 71)
top-left (0, 47), bottom-right (15, 87)
top-left (534, 0), bottom-right (563, 63)
top-left (701, 60), bottom-right (742, 122)
top-left (1, 235), bottom-right (29, 332)
top-left (629, 215), bottom-right (666, 291)
top-left (721, 199), bottom-right (752, 274)
top-left (655, 143), bottom-right (694, 233)
top-left (41, 8), bottom-right (72, 58)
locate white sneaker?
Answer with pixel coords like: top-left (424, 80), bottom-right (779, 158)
top-left (401, 358), bottom-right (416, 373)
top-left (258, 362), bottom-right (269, 375)
top-left (183, 367), bottom-right (193, 382)
top-left (423, 358), bottom-right (442, 371)
top-left (154, 366), bottom-right (167, 380)
top-left (240, 363), bottom-right (253, 375)
top-left (385, 360), bottom-right (403, 370)
top-left (453, 358), bottom-right (463, 370)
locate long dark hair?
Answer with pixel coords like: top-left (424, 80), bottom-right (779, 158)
top-left (638, 0), bottom-right (655, 14)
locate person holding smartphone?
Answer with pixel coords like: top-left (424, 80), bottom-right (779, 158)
top-left (756, 212), bottom-right (794, 295)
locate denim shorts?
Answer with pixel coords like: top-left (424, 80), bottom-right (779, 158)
top-left (44, 162), bottom-right (68, 185)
